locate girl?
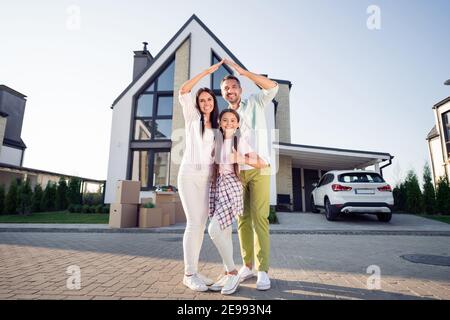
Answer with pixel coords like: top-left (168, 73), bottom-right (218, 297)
top-left (178, 60), bottom-right (223, 292)
top-left (207, 109), bottom-right (268, 295)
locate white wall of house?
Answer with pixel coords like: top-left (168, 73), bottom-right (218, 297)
top-left (431, 100), bottom-right (450, 184)
top-left (429, 136), bottom-right (445, 184)
top-left (0, 145), bottom-right (22, 166)
top-left (105, 18), bottom-right (279, 205)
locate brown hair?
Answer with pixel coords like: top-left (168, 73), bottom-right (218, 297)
top-left (211, 109), bottom-right (241, 185)
top-left (195, 88), bottom-right (219, 136)
top-left (220, 75), bottom-right (241, 88)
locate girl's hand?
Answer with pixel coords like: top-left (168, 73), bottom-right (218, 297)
top-left (231, 147), bottom-right (246, 165)
top-left (206, 59), bottom-right (224, 74)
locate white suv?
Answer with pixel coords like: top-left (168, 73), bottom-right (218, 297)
top-left (310, 170), bottom-right (394, 222)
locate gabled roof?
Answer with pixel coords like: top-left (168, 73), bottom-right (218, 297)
top-left (426, 125), bottom-right (439, 140)
top-left (111, 14), bottom-right (291, 108)
top-left (0, 85), bottom-right (27, 99)
top-left (432, 96), bottom-right (450, 109)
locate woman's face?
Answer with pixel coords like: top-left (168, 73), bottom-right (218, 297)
top-left (198, 91), bottom-right (215, 115)
top-left (220, 112), bottom-right (239, 134)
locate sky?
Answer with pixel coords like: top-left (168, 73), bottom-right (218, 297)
top-left (0, 0), bottom-right (449, 187)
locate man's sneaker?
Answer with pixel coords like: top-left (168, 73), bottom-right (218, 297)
top-left (197, 273), bottom-right (214, 286)
top-left (183, 274), bottom-right (208, 292)
top-left (209, 274), bottom-right (228, 292)
top-left (256, 271), bottom-right (271, 291)
top-left (238, 266), bottom-right (255, 283)
top-left (221, 274), bottom-right (240, 295)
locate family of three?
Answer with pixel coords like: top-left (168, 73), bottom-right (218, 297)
top-left (177, 59), bottom-right (278, 295)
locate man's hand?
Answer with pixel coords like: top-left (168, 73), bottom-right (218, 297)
top-left (224, 59), bottom-right (246, 76)
top-left (206, 59), bottom-right (224, 74)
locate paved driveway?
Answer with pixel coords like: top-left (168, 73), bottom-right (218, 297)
top-left (0, 230), bottom-right (449, 300)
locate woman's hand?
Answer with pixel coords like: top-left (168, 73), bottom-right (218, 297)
top-left (224, 58), bottom-right (246, 76)
top-left (206, 59), bottom-right (224, 74)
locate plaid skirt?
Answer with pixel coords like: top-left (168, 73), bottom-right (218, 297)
top-left (209, 173), bottom-right (244, 230)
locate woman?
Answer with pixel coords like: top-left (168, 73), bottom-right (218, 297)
top-left (177, 59), bottom-right (224, 291)
top-left (207, 109), bottom-right (269, 295)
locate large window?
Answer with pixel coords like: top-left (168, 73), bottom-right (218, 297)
top-left (211, 52), bottom-right (233, 112)
top-left (134, 59), bottom-right (174, 141)
top-left (131, 58), bottom-right (175, 190)
top-left (131, 150), bottom-right (171, 189)
top-left (443, 111), bottom-right (450, 157)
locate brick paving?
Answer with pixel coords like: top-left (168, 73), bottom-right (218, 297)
top-left (0, 232), bottom-right (449, 300)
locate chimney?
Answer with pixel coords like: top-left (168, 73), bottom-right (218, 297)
top-left (133, 42), bottom-right (153, 80)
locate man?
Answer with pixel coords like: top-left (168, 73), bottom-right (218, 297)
top-left (221, 59), bottom-right (278, 290)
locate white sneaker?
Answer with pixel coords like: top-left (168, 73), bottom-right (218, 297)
top-left (256, 271), bottom-right (271, 291)
top-left (221, 274), bottom-right (240, 295)
top-left (197, 273), bottom-right (214, 286)
top-left (183, 274), bottom-right (208, 292)
top-left (238, 266), bottom-right (255, 283)
top-left (209, 274), bottom-right (228, 292)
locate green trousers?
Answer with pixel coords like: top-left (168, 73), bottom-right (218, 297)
top-left (238, 168), bottom-right (271, 272)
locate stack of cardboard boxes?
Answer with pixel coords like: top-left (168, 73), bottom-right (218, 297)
top-left (109, 180), bottom-right (140, 228)
top-left (108, 180), bottom-right (187, 229)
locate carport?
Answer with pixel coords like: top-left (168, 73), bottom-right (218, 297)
top-left (274, 142), bottom-right (394, 212)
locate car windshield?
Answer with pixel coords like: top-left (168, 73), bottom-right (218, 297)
top-left (338, 172), bottom-right (385, 183)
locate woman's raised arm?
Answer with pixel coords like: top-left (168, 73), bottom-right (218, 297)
top-left (179, 59), bottom-right (224, 95)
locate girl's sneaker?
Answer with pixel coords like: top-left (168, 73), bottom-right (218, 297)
top-left (221, 274), bottom-right (240, 295)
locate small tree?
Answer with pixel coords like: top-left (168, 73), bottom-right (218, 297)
top-left (68, 177), bottom-right (82, 205)
top-left (405, 170), bottom-right (423, 214)
top-left (41, 181), bottom-right (57, 212)
top-left (436, 176), bottom-right (450, 215)
top-left (32, 184), bottom-right (44, 213)
top-left (17, 179), bottom-right (33, 215)
top-left (0, 185), bottom-right (5, 215)
top-left (393, 182), bottom-right (407, 212)
top-left (56, 177), bottom-right (69, 210)
top-left (422, 163), bottom-right (437, 214)
top-left (5, 179), bottom-right (19, 215)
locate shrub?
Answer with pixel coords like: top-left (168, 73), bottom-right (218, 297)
top-left (422, 163), bottom-right (437, 214)
top-left (41, 181), bottom-right (57, 212)
top-left (81, 204), bottom-right (90, 213)
top-left (0, 185), bottom-right (5, 215)
top-left (95, 204), bottom-right (104, 213)
top-left (143, 201), bottom-right (155, 208)
top-left (56, 177), bottom-right (69, 210)
top-left (405, 170), bottom-right (423, 214)
top-left (102, 205), bottom-right (110, 214)
top-left (83, 192), bottom-right (103, 206)
top-left (5, 179), bottom-right (19, 215)
top-left (268, 206), bottom-right (278, 224)
top-left (32, 184), bottom-right (44, 213)
top-left (436, 176), bottom-right (450, 215)
top-left (17, 179), bottom-right (33, 215)
top-left (68, 177), bottom-right (82, 205)
top-left (393, 182), bottom-right (407, 212)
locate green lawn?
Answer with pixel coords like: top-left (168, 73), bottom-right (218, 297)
top-left (419, 214), bottom-right (450, 224)
top-left (0, 211), bottom-right (109, 224)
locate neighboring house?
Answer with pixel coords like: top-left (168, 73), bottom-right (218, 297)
top-left (0, 84), bottom-right (104, 194)
top-left (426, 96), bottom-right (450, 186)
top-left (105, 14), bottom-right (394, 212)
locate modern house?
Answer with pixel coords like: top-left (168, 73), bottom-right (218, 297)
top-left (0, 84), bottom-right (104, 194)
top-left (105, 14), bottom-right (394, 212)
top-left (426, 96), bottom-right (450, 186)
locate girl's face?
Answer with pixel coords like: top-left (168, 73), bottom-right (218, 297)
top-left (220, 112), bottom-right (239, 135)
top-left (198, 91), bottom-right (215, 115)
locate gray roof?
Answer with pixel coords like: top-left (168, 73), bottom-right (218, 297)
top-left (433, 96), bottom-right (450, 109)
top-left (426, 125), bottom-right (439, 140)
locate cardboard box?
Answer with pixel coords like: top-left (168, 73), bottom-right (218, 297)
top-left (159, 202), bottom-right (176, 225)
top-left (109, 203), bottom-right (138, 228)
top-left (161, 212), bottom-right (171, 227)
top-left (115, 180), bottom-right (141, 204)
top-left (155, 192), bottom-right (177, 203)
top-left (139, 207), bottom-right (163, 228)
top-left (175, 200), bottom-right (186, 223)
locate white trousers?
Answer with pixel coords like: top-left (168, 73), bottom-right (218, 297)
top-left (178, 174), bottom-right (210, 275)
top-left (208, 215), bottom-right (236, 272)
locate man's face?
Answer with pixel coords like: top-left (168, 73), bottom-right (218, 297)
top-left (221, 79), bottom-right (242, 105)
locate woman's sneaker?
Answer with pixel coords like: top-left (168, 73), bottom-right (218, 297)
top-left (256, 271), bottom-right (271, 291)
top-left (209, 274), bottom-right (228, 292)
top-left (238, 266), bottom-right (255, 282)
top-left (221, 274), bottom-right (240, 295)
top-left (197, 273), bottom-right (214, 286)
top-left (183, 274), bottom-right (208, 292)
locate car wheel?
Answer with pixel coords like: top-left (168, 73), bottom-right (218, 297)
top-left (325, 198), bottom-right (338, 221)
top-left (311, 196), bottom-right (320, 213)
top-left (377, 212), bottom-right (392, 222)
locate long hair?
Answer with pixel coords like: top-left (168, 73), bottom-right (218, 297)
top-left (195, 88), bottom-right (219, 136)
top-left (212, 109), bottom-right (241, 185)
